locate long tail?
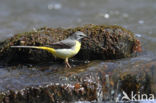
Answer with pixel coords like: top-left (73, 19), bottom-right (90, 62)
top-left (11, 46), bottom-right (56, 54)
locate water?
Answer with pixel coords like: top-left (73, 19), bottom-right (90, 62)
top-left (0, 0), bottom-right (156, 102)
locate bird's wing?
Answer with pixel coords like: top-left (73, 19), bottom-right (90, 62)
top-left (46, 39), bottom-right (76, 49)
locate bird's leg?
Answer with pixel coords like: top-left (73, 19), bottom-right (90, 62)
top-left (65, 58), bottom-right (71, 68)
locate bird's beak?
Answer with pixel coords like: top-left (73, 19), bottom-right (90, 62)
top-left (83, 34), bottom-right (87, 37)
top-left (84, 35), bottom-right (89, 38)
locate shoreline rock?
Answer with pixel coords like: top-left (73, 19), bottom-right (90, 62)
top-left (0, 60), bottom-right (155, 102)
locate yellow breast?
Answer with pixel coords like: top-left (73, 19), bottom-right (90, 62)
top-left (53, 40), bottom-right (81, 59)
top-left (73, 40), bottom-right (81, 55)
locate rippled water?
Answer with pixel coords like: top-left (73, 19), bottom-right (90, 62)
top-left (0, 0), bottom-right (156, 102)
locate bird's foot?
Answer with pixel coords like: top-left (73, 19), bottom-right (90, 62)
top-left (65, 58), bottom-right (71, 68)
top-left (65, 63), bottom-right (71, 68)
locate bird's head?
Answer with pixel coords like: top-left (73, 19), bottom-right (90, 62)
top-left (69, 31), bottom-right (87, 41)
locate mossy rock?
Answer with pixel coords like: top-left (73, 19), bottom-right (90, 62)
top-left (0, 24), bottom-right (141, 64)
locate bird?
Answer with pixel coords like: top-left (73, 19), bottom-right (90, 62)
top-left (11, 31), bottom-right (87, 68)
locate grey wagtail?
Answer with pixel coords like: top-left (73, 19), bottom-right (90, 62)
top-left (11, 31), bottom-right (87, 68)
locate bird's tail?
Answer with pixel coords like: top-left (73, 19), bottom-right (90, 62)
top-left (11, 46), bottom-right (56, 53)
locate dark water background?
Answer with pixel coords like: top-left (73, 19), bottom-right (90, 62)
top-left (0, 0), bottom-right (156, 102)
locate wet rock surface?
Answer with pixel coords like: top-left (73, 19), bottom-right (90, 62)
top-left (0, 25), bottom-right (146, 102)
top-left (0, 58), bottom-right (155, 103)
top-left (0, 24), bottom-right (141, 64)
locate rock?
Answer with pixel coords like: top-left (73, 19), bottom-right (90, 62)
top-left (0, 24), bottom-right (141, 64)
top-left (0, 59), bottom-right (155, 102)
